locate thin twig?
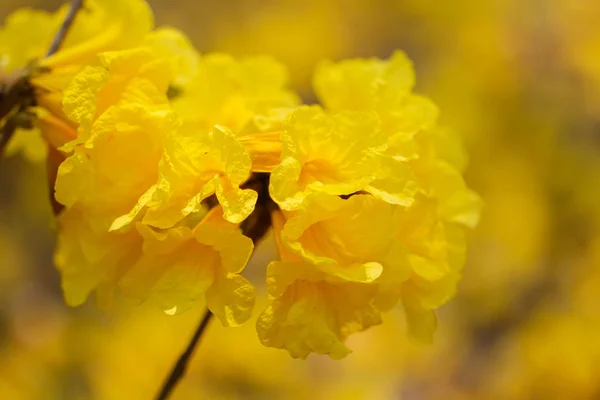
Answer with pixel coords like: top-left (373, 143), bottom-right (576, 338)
top-left (46, 0), bottom-right (85, 57)
top-left (155, 310), bottom-right (214, 400)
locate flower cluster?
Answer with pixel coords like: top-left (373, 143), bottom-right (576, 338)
top-left (0, 0), bottom-right (480, 358)
top-left (256, 53), bottom-right (481, 358)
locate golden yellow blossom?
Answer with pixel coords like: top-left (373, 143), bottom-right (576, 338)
top-left (120, 208), bottom-right (255, 326)
top-left (269, 106), bottom-right (415, 210)
top-left (313, 51), bottom-right (481, 225)
top-left (258, 278), bottom-right (381, 359)
top-left (52, 46), bottom-right (177, 307)
top-left (43, 11), bottom-right (277, 318)
top-left (55, 49), bottom-right (175, 219)
top-left (54, 206), bottom-right (142, 307)
top-left (257, 194), bottom-right (408, 358)
top-left (117, 124), bottom-right (257, 230)
top-left (313, 51), bottom-right (436, 131)
top-left (172, 53), bottom-right (300, 133)
top-left (279, 194), bottom-right (407, 284)
top-left (0, 0), bottom-right (172, 161)
top-left (257, 207), bottom-right (383, 359)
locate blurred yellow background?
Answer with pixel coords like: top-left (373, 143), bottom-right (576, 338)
top-left (2, 0), bottom-right (600, 399)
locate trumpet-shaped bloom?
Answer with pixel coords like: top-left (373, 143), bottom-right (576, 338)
top-left (42, 0), bottom-right (153, 70)
top-left (280, 194), bottom-right (408, 283)
top-left (116, 124), bottom-right (258, 230)
top-left (313, 50), bottom-right (438, 137)
top-left (269, 106), bottom-right (417, 209)
top-left (52, 45), bottom-right (261, 316)
top-left (258, 277), bottom-right (381, 359)
top-left (172, 53), bottom-right (300, 133)
top-left (392, 196), bottom-right (467, 343)
top-left (120, 208), bottom-right (255, 326)
top-left (52, 46), bottom-right (179, 307)
top-left (0, 0), bottom-right (194, 162)
top-left (257, 195), bottom-right (410, 358)
top-left (55, 49), bottom-right (176, 220)
top-left (313, 50), bottom-right (481, 227)
top-left (54, 206), bottom-right (143, 307)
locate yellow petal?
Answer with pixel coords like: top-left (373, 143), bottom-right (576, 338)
top-left (257, 280), bottom-right (381, 359)
top-left (236, 131), bottom-right (283, 173)
top-left (119, 210), bottom-right (254, 319)
top-left (403, 302), bottom-right (437, 345)
top-left (62, 65), bottom-right (109, 133)
top-left (173, 53), bottom-right (299, 133)
top-left (366, 156), bottom-right (418, 206)
top-left (206, 273), bottom-right (255, 327)
top-left (313, 50), bottom-right (415, 112)
top-left (429, 161), bottom-right (483, 228)
top-left (5, 128), bottom-right (48, 163)
top-left (281, 194), bottom-right (408, 284)
top-left (142, 27), bottom-right (200, 87)
top-left (143, 125), bottom-right (255, 228)
top-left (215, 179), bottom-right (258, 224)
top-left (270, 106), bottom-right (386, 209)
top-left (0, 8), bottom-right (57, 72)
top-left (55, 207), bottom-right (142, 306)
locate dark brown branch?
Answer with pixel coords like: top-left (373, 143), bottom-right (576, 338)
top-left (0, 76), bottom-right (33, 159)
top-left (155, 310), bottom-right (213, 400)
top-left (46, 0), bottom-right (85, 57)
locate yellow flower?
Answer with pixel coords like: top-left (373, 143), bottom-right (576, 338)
top-left (0, 0), bottom-right (190, 161)
top-left (313, 51), bottom-right (437, 135)
top-left (41, 0), bottom-right (153, 70)
top-left (266, 53), bottom-right (435, 211)
top-left (313, 50), bottom-right (481, 227)
top-left (393, 196), bottom-right (467, 343)
top-left (54, 206), bottom-right (143, 307)
top-left (257, 207), bottom-right (384, 359)
top-left (120, 207), bottom-right (255, 326)
top-left (258, 278), bottom-right (381, 359)
top-left (279, 194), bottom-right (407, 283)
top-left (52, 46), bottom-right (178, 307)
top-left (113, 124), bottom-right (258, 230)
top-left (52, 47), bottom-right (260, 318)
top-left (269, 106), bottom-right (414, 210)
top-left (257, 194), bottom-right (410, 358)
top-left (46, 17), bottom-right (276, 319)
top-left (55, 48), bottom-right (175, 220)
top-left (172, 53), bottom-right (300, 134)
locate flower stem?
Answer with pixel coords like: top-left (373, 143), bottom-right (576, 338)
top-left (155, 310), bottom-right (214, 400)
top-left (46, 0), bottom-right (85, 57)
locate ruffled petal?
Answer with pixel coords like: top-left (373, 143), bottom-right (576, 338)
top-left (143, 125), bottom-right (255, 228)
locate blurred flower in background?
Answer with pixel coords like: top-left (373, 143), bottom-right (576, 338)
top-left (1, 0), bottom-right (600, 399)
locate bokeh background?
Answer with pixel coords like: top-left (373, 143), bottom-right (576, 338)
top-left (2, 0), bottom-right (600, 398)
